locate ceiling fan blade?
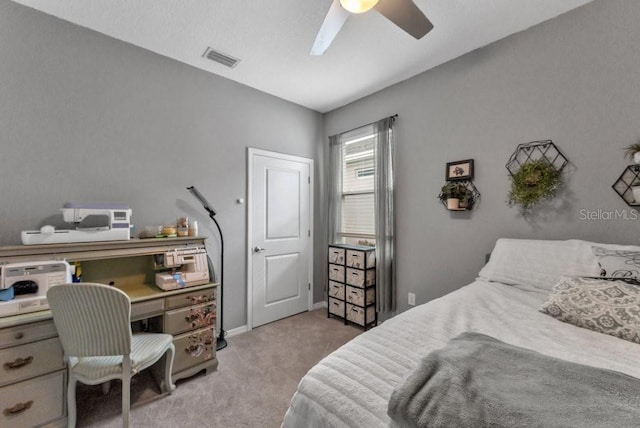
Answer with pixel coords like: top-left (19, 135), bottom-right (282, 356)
top-left (310, 0), bottom-right (351, 56)
top-left (374, 0), bottom-right (433, 39)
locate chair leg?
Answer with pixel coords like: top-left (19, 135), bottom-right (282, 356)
top-left (122, 357), bottom-right (131, 428)
top-left (67, 373), bottom-right (77, 428)
top-left (164, 343), bottom-right (176, 394)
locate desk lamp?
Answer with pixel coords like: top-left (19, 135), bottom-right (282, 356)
top-left (187, 186), bottom-right (227, 351)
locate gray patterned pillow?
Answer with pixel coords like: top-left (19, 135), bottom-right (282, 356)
top-left (539, 276), bottom-right (640, 344)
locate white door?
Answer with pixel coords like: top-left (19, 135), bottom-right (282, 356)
top-left (248, 149), bottom-right (313, 329)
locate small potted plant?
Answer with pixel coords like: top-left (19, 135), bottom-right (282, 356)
top-left (439, 183), bottom-right (472, 210)
top-left (624, 142), bottom-right (640, 164)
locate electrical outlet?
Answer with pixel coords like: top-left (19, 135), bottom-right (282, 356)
top-left (408, 292), bottom-right (416, 306)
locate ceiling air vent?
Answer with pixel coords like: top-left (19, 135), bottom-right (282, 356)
top-left (202, 47), bottom-right (240, 68)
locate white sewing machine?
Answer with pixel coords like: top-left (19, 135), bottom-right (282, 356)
top-left (21, 203), bottom-right (132, 245)
top-left (0, 260), bottom-right (71, 317)
top-left (155, 247), bottom-right (210, 291)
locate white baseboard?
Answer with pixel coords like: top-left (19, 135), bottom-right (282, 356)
top-left (313, 301), bottom-right (327, 310)
top-left (225, 325), bottom-right (248, 338)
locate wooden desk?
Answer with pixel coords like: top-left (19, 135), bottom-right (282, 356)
top-left (0, 238), bottom-right (219, 428)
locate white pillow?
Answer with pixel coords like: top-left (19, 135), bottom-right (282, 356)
top-left (478, 238), bottom-right (601, 290)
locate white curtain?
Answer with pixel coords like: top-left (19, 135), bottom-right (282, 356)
top-left (374, 117), bottom-right (396, 314)
top-left (327, 134), bottom-right (343, 245)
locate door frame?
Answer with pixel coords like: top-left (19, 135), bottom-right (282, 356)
top-left (246, 148), bottom-right (314, 331)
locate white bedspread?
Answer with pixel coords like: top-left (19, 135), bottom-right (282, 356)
top-left (282, 280), bottom-right (640, 427)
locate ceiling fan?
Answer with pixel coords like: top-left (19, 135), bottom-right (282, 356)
top-left (311, 0), bottom-right (434, 56)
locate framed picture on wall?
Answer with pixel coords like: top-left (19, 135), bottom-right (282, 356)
top-left (446, 159), bottom-right (474, 181)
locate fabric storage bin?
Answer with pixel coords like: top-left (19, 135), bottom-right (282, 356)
top-left (346, 249), bottom-right (375, 269)
top-left (328, 298), bottom-right (345, 317)
top-left (345, 286), bottom-right (375, 307)
top-left (329, 265), bottom-right (345, 282)
top-left (328, 281), bottom-right (345, 300)
top-left (346, 304), bottom-right (376, 327)
top-left (346, 268), bottom-right (375, 287)
top-left (328, 247), bottom-right (346, 265)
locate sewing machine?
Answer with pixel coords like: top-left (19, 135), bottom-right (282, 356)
top-left (0, 260), bottom-right (71, 317)
top-left (21, 203), bottom-right (132, 245)
top-left (155, 246), bottom-right (210, 291)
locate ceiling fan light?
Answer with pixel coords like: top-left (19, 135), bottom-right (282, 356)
top-left (340, 0), bottom-right (379, 14)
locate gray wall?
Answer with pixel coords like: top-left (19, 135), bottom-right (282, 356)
top-left (0, 0), bottom-right (324, 330)
top-left (324, 0), bottom-right (640, 313)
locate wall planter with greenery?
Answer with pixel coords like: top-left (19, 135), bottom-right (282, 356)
top-left (505, 140), bottom-right (568, 215)
top-left (507, 160), bottom-right (561, 214)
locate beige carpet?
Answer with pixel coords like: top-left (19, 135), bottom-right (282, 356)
top-left (77, 309), bottom-right (362, 427)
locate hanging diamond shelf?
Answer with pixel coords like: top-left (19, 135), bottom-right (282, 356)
top-left (439, 180), bottom-right (481, 211)
top-left (505, 140), bottom-right (569, 176)
top-left (612, 165), bottom-right (640, 207)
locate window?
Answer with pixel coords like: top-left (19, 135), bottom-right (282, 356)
top-left (339, 125), bottom-right (375, 246)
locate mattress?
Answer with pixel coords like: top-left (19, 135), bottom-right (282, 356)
top-left (282, 280), bottom-right (640, 427)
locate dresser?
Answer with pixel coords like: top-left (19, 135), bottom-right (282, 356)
top-left (0, 237), bottom-right (218, 428)
top-left (327, 244), bottom-right (376, 330)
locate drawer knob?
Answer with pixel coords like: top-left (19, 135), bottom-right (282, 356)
top-left (14, 332), bottom-right (24, 340)
top-left (3, 356), bottom-right (33, 370)
top-left (3, 400), bottom-right (33, 416)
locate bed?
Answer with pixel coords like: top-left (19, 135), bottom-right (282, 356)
top-left (283, 238), bottom-right (640, 427)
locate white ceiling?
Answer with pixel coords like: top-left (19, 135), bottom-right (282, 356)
top-left (13, 0), bottom-right (593, 113)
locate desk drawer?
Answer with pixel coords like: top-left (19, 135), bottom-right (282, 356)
top-left (165, 302), bottom-right (216, 335)
top-left (173, 327), bottom-right (216, 374)
top-left (131, 299), bottom-right (164, 321)
top-left (166, 288), bottom-right (216, 310)
top-left (0, 321), bottom-right (57, 351)
top-left (0, 370), bottom-right (65, 428)
top-left (0, 338), bottom-right (64, 388)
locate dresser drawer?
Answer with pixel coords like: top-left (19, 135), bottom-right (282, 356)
top-left (0, 369), bottom-right (65, 428)
top-left (165, 288), bottom-right (216, 310)
top-left (131, 299), bottom-right (165, 321)
top-left (346, 304), bottom-right (376, 327)
top-left (328, 281), bottom-right (345, 300)
top-left (345, 286), bottom-right (375, 307)
top-left (0, 321), bottom-right (57, 351)
top-left (0, 338), bottom-right (64, 388)
top-left (328, 298), bottom-right (345, 317)
top-left (165, 302), bottom-right (216, 335)
top-left (328, 265), bottom-right (345, 282)
top-left (345, 268), bottom-right (375, 288)
top-left (173, 327), bottom-right (216, 374)
top-left (328, 247), bottom-right (345, 265)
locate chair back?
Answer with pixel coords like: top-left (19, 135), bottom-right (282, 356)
top-left (47, 283), bottom-right (132, 357)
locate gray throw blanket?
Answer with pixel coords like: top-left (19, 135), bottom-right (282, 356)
top-left (387, 332), bottom-right (640, 428)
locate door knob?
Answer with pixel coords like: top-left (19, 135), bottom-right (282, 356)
top-left (254, 246), bottom-right (266, 253)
